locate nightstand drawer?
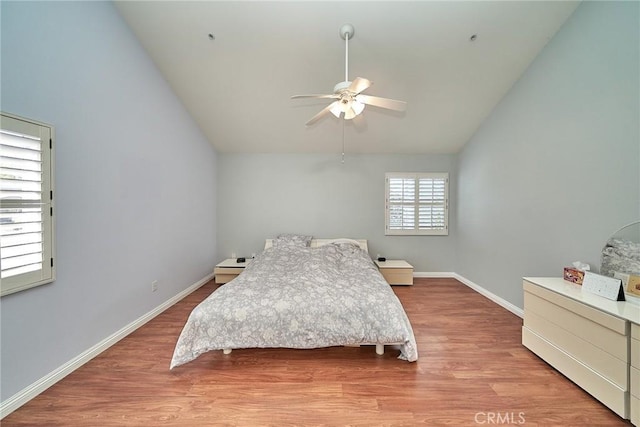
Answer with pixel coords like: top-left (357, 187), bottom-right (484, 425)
top-left (380, 268), bottom-right (413, 285)
top-left (214, 268), bottom-right (244, 284)
top-left (214, 267), bottom-right (245, 275)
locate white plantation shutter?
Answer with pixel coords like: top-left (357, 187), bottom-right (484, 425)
top-left (385, 173), bottom-right (448, 235)
top-left (1, 113), bottom-right (55, 296)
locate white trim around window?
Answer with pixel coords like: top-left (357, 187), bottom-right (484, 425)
top-left (385, 172), bottom-right (449, 236)
top-left (1, 112), bottom-right (55, 296)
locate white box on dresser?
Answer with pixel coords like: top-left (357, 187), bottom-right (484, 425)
top-left (522, 277), bottom-right (640, 424)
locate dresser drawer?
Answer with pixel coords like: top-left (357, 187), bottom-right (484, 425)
top-left (631, 366), bottom-right (640, 398)
top-left (523, 281), bottom-right (627, 334)
top-left (633, 324), bottom-right (640, 369)
top-left (631, 393), bottom-right (639, 426)
top-left (523, 290), bottom-right (628, 362)
top-left (522, 326), bottom-right (627, 417)
top-left (524, 309), bottom-right (627, 388)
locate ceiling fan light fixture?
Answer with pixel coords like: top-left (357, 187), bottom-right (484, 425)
top-left (352, 100), bottom-right (365, 116)
top-left (344, 109), bottom-right (355, 120)
top-left (329, 98), bottom-right (365, 120)
top-left (330, 102), bottom-right (343, 118)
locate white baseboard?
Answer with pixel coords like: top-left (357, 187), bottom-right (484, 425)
top-left (0, 272), bottom-right (215, 419)
top-left (412, 271), bottom-right (524, 318)
top-left (452, 273), bottom-right (524, 318)
top-left (413, 271), bottom-right (456, 278)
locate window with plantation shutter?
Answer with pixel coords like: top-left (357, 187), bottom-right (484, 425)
top-left (385, 172), bottom-right (448, 236)
top-left (1, 113), bottom-right (55, 296)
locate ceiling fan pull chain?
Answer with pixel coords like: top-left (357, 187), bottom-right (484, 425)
top-left (341, 120), bottom-right (346, 164)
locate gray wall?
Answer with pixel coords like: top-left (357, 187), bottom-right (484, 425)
top-left (456, 1), bottom-right (640, 308)
top-left (0, 2), bottom-right (217, 400)
top-left (217, 153), bottom-right (457, 272)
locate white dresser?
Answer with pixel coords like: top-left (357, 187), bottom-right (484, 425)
top-left (632, 323), bottom-right (640, 425)
top-left (522, 277), bottom-right (640, 423)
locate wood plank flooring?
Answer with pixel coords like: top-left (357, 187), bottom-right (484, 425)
top-left (3, 278), bottom-right (631, 426)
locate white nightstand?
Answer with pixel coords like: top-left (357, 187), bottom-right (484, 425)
top-left (214, 258), bottom-right (249, 284)
top-left (374, 260), bottom-right (414, 285)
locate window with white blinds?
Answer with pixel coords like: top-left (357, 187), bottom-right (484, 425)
top-left (1, 113), bottom-right (55, 296)
top-left (385, 172), bottom-right (448, 235)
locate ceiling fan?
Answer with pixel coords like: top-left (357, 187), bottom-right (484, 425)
top-left (291, 24), bottom-right (407, 126)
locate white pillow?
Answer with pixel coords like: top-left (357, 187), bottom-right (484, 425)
top-left (321, 238), bottom-right (362, 248)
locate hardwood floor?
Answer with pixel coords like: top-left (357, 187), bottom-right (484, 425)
top-left (3, 278), bottom-right (631, 426)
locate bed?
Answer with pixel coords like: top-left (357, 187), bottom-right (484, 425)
top-left (170, 235), bottom-right (418, 369)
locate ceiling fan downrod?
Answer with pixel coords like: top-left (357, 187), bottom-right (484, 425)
top-left (340, 24), bottom-right (354, 84)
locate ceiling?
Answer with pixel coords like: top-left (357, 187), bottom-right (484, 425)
top-left (114, 1), bottom-right (579, 154)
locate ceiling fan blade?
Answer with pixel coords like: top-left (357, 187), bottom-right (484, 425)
top-left (291, 94), bottom-right (339, 99)
top-left (356, 94), bottom-right (407, 112)
top-left (305, 101), bottom-right (339, 126)
top-left (348, 77), bottom-right (372, 94)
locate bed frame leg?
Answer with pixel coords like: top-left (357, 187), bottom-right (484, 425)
top-left (223, 348), bottom-right (232, 355)
top-left (376, 344), bottom-right (384, 355)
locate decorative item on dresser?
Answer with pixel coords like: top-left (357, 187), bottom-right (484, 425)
top-left (374, 259), bottom-right (414, 285)
top-left (522, 277), bottom-right (640, 425)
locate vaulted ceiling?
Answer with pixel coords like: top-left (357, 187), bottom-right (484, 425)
top-left (115, 1), bottom-right (579, 154)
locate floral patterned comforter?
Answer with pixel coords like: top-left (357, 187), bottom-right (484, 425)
top-left (170, 242), bottom-right (418, 368)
